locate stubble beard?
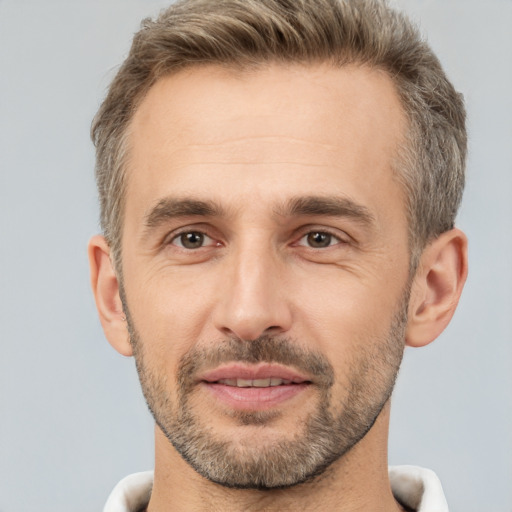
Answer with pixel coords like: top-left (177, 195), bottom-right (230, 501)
top-left (123, 295), bottom-right (408, 490)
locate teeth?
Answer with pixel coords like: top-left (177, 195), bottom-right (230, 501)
top-left (272, 378), bottom-right (291, 386)
top-left (219, 378), bottom-right (237, 386)
top-left (216, 378), bottom-right (293, 387)
top-left (252, 379), bottom-right (270, 387)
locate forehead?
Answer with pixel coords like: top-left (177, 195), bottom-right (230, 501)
top-left (125, 63), bottom-right (407, 226)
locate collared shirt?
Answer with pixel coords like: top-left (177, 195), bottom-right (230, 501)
top-left (104, 465), bottom-right (449, 512)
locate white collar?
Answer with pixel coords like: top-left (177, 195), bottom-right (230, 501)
top-left (389, 465), bottom-right (449, 512)
top-left (104, 465), bottom-right (448, 512)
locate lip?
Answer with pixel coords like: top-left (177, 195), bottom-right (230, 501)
top-left (200, 363), bottom-right (311, 384)
top-left (199, 363), bottom-right (312, 411)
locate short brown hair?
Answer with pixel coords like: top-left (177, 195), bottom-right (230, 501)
top-left (92, 0), bottom-right (466, 271)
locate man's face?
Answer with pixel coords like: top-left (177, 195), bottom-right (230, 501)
top-left (120, 63), bottom-right (411, 488)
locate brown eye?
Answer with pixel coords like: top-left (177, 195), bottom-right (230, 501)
top-left (174, 231), bottom-right (208, 249)
top-left (305, 232), bottom-right (334, 248)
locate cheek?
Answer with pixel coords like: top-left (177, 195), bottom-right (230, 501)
top-left (126, 269), bottom-right (220, 358)
top-left (296, 268), bottom-right (403, 327)
top-left (293, 267), bottom-right (407, 364)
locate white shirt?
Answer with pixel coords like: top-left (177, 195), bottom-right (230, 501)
top-left (104, 465), bottom-right (449, 512)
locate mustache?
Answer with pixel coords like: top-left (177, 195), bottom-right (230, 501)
top-left (177, 335), bottom-right (335, 390)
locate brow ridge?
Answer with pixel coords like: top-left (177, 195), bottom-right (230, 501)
top-left (144, 197), bottom-right (224, 230)
top-left (142, 194), bottom-right (375, 236)
top-left (276, 195), bottom-right (375, 225)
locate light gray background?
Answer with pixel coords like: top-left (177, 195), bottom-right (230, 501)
top-left (0, 0), bottom-right (510, 510)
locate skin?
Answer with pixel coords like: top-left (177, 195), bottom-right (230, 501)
top-left (89, 63), bottom-right (468, 511)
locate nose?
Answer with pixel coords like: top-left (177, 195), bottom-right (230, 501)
top-left (212, 240), bottom-right (293, 341)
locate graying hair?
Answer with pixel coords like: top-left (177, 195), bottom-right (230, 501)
top-left (91, 0), bottom-right (466, 272)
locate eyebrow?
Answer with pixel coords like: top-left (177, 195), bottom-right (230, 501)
top-left (142, 194), bottom-right (375, 235)
top-left (276, 196), bottom-right (375, 226)
top-left (144, 197), bottom-right (225, 231)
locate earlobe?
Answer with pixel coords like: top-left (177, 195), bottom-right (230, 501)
top-left (88, 235), bottom-right (133, 357)
top-left (405, 228), bottom-right (468, 348)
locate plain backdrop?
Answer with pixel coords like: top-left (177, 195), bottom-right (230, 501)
top-left (0, 0), bottom-right (510, 510)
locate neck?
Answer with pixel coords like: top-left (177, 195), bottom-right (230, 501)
top-left (147, 403), bottom-right (403, 512)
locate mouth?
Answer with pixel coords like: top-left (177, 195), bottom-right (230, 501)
top-left (215, 377), bottom-right (299, 387)
top-left (199, 364), bottom-right (312, 411)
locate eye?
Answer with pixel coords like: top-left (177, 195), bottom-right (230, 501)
top-left (297, 231), bottom-right (342, 248)
top-left (171, 231), bottom-right (214, 249)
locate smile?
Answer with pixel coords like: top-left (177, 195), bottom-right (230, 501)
top-left (215, 378), bottom-right (295, 387)
top-left (200, 363), bottom-right (311, 382)
top-left (199, 364), bottom-right (312, 410)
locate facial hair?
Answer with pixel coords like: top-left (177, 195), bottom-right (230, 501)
top-left (123, 295), bottom-right (408, 490)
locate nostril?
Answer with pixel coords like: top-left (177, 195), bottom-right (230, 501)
top-left (213, 295), bottom-right (293, 342)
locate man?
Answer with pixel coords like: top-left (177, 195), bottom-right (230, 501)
top-left (88, 0), bottom-right (468, 510)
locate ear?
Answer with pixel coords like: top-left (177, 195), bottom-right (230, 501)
top-left (405, 228), bottom-right (468, 348)
top-left (88, 235), bottom-right (133, 356)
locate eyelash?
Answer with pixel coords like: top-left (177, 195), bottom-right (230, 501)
top-left (166, 227), bottom-right (349, 251)
top-left (295, 230), bottom-right (347, 249)
top-left (168, 230), bottom-right (218, 249)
